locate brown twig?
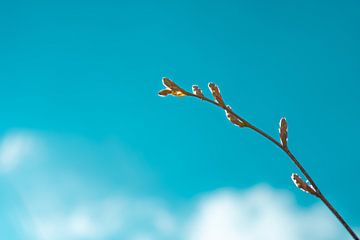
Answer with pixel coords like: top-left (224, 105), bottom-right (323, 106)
top-left (158, 77), bottom-right (359, 240)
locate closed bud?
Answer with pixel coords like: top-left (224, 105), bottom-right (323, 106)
top-left (159, 77), bottom-right (189, 97)
top-left (171, 90), bottom-right (187, 97)
top-left (192, 85), bottom-right (204, 98)
top-left (279, 117), bottom-right (288, 148)
top-left (208, 82), bottom-right (225, 107)
top-left (158, 89), bottom-right (172, 97)
top-left (162, 77), bottom-right (182, 91)
top-left (291, 173), bottom-right (317, 196)
top-left (225, 106), bottom-right (245, 127)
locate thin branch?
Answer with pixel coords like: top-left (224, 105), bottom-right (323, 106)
top-left (159, 78), bottom-right (359, 240)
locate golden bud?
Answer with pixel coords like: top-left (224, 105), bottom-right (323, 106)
top-left (158, 89), bottom-right (172, 97)
top-left (171, 90), bottom-right (187, 97)
top-left (159, 77), bottom-right (189, 97)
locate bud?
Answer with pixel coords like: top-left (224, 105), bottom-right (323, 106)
top-left (208, 82), bottom-right (225, 107)
top-left (171, 90), bottom-right (187, 97)
top-left (159, 77), bottom-right (188, 97)
top-left (279, 117), bottom-right (288, 148)
top-left (162, 77), bottom-right (182, 91)
top-left (225, 106), bottom-right (245, 127)
top-left (158, 89), bottom-right (172, 97)
top-left (192, 85), bottom-right (204, 98)
top-left (291, 173), bottom-right (317, 196)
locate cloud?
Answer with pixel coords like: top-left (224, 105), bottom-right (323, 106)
top-left (185, 185), bottom-right (349, 240)
top-left (0, 131), bottom-right (40, 173)
top-left (27, 198), bottom-right (124, 240)
top-left (23, 196), bottom-right (178, 240)
top-left (0, 131), bottom-right (355, 240)
top-left (22, 185), bottom-right (353, 240)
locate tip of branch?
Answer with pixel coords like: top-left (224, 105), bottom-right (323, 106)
top-left (159, 77), bottom-right (189, 97)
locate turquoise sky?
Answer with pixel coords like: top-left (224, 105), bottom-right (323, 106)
top-left (0, 0), bottom-right (359, 239)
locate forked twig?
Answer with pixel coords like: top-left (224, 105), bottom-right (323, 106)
top-left (158, 77), bottom-right (359, 240)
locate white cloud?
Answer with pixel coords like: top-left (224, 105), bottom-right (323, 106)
top-left (185, 185), bottom-right (350, 240)
top-left (28, 198), bottom-right (125, 240)
top-left (22, 185), bottom-right (354, 240)
top-left (0, 131), bottom-right (355, 240)
top-left (24, 196), bottom-right (178, 240)
top-left (0, 131), bottom-right (40, 172)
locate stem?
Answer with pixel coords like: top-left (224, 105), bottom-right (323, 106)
top-left (247, 122), bottom-right (358, 240)
top-left (185, 91), bottom-right (359, 240)
top-left (319, 194), bottom-right (359, 240)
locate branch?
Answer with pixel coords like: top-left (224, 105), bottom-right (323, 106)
top-left (158, 77), bottom-right (359, 240)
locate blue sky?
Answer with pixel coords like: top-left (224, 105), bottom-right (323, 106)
top-left (0, 0), bottom-right (359, 239)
